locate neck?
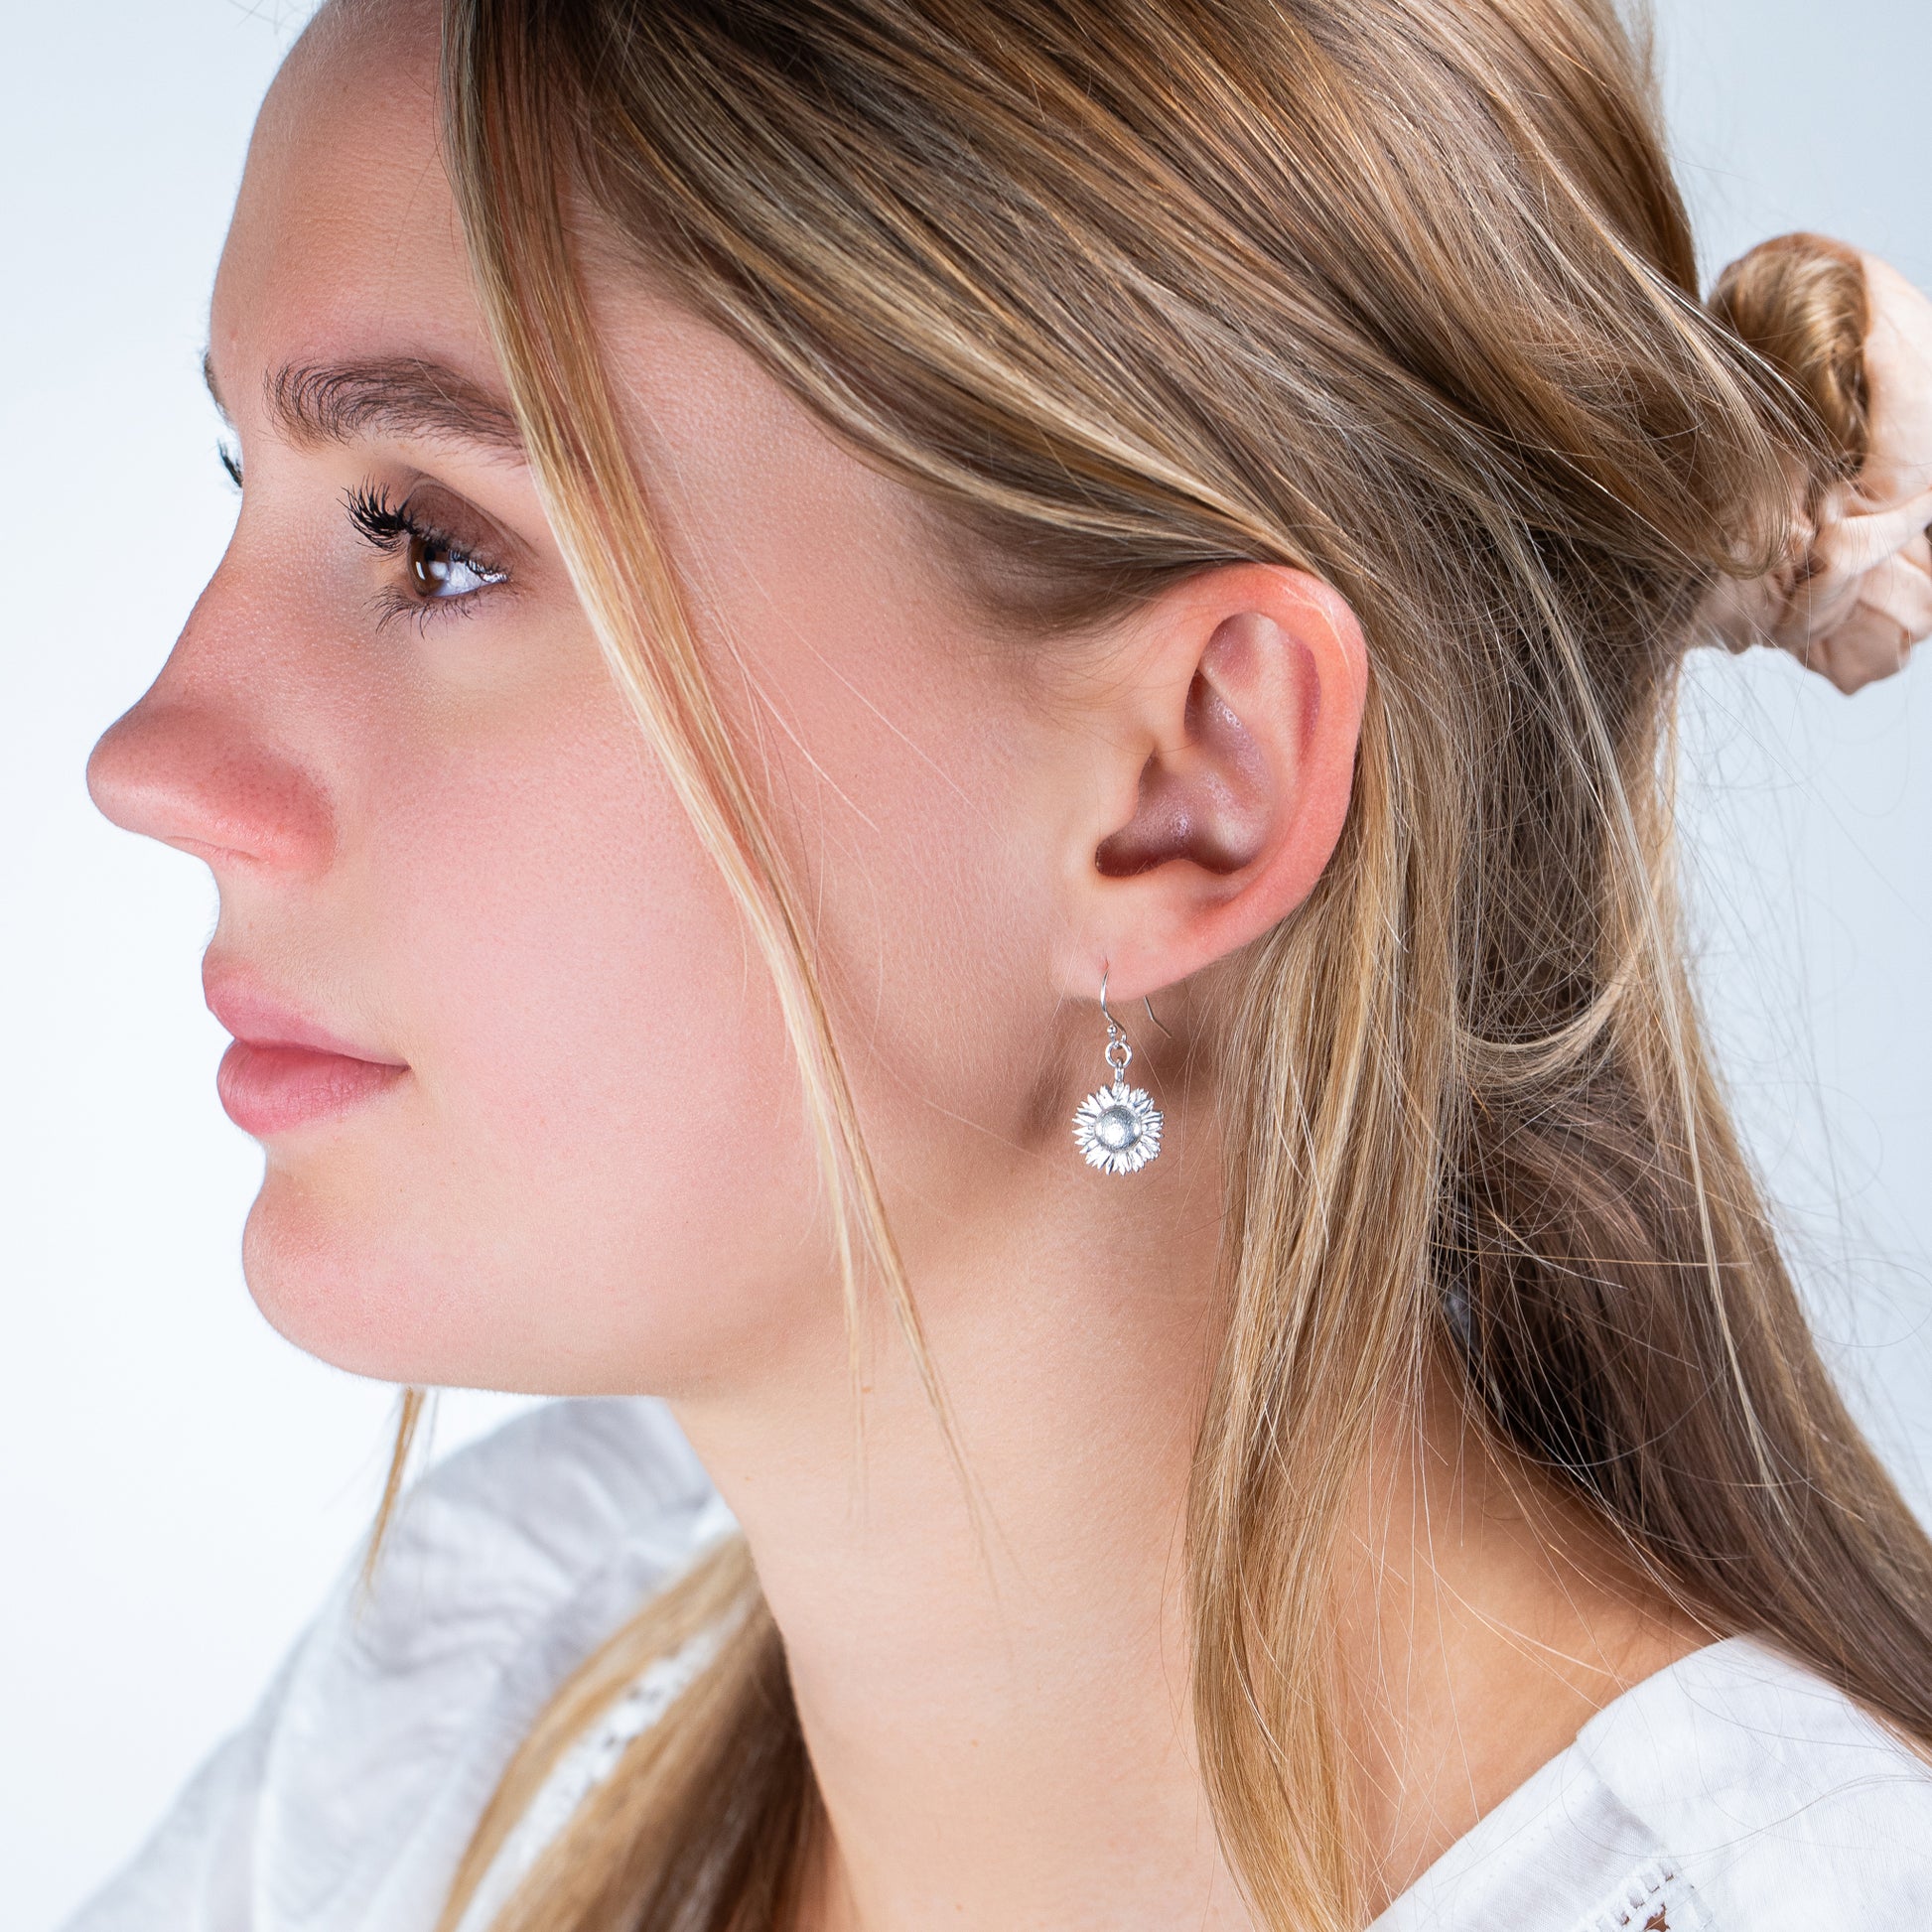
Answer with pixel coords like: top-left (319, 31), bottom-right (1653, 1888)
top-left (669, 1158), bottom-right (1695, 1931)
top-left (1334, 1380), bottom-right (1705, 1910)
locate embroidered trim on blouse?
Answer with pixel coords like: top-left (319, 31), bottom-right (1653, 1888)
top-left (454, 1625), bottom-right (725, 1932)
top-left (1571, 1859), bottom-right (1713, 1932)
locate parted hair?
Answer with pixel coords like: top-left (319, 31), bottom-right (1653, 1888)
top-left (359, 1), bottom-right (1932, 1926)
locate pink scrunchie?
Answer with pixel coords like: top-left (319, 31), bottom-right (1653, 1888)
top-left (1711, 255), bottom-right (1932, 695)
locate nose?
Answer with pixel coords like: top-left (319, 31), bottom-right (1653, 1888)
top-left (87, 604), bottom-right (335, 877)
top-left (88, 704), bottom-right (334, 875)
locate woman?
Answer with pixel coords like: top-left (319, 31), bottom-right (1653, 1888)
top-left (70, 0), bottom-right (1932, 1927)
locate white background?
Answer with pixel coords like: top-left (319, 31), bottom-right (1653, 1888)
top-left (3, 4), bottom-right (1929, 1928)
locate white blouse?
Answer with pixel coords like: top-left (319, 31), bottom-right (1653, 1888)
top-left (65, 1398), bottom-right (1932, 1932)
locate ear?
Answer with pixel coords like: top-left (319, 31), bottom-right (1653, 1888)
top-left (1055, 563), bottom-right (1367, 1002)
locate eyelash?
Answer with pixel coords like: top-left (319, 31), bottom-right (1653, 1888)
top-left (209, 445), bottom-right (510, 632)
top-left (344, 480), bottom-right (510, 631)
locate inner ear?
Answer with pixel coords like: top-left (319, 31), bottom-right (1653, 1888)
top-left (1094, 632), bottom-right (1273, 881)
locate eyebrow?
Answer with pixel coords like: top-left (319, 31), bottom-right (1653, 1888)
top-left (203, 351), bottom-right (525, 459)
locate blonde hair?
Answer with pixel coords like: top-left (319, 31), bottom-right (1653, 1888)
top-left (393, 1), bottom-right (1932, 1926)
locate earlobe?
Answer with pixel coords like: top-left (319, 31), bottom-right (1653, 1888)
top-left (1066, 563), bottom-right (1366, 1002)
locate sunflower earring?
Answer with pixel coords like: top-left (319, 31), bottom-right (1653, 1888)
top-left (1071, 974), bottom-right (1165, 1175)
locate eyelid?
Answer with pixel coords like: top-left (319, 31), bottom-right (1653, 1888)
top-left (345, 478), bottom-right (512, 587)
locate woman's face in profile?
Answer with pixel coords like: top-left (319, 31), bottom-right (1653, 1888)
top-left (85, 1), bottom-right (1089, 1400)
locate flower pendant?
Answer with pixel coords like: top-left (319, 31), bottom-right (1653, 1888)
top-left (1072, 1077), bottom-right (1164, 1175)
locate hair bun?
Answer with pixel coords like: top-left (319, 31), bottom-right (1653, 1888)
top-left (1706, 234), bottom-right (1932, 694)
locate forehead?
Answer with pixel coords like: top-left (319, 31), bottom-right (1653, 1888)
top-left (209, 1), bottom-right (492, 412)
top-left (208, 0), bottom-right (955, 586)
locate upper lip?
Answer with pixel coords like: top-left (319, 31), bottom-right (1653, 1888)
top-left (204, 964), bottom-right (407, 1066)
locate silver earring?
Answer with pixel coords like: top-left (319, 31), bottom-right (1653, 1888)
top-left (1071, 974), bottom-right (1165, 1175)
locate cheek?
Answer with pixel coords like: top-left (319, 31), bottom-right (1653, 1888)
top-left (243, 672), bottom-right (835, 1395)
top-left (720, 665), bottom-right (1076, 1307)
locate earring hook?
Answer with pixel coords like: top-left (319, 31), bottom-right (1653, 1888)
top-left (1099, 967), bottom-right (1172, 1042)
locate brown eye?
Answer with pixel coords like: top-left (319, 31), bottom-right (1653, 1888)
top-left (345, 483), bottom-right (508, 611)
top-left (406, 528), bottom-right (501, 601)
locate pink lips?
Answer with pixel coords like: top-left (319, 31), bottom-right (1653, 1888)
top-left (206, 971), bottom-right (407, 1137)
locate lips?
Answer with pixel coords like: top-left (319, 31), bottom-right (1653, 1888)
top-left (205, 970), bottom-right (407, 1138)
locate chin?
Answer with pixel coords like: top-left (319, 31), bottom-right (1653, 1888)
top-left (239, 1174), bottom-right (483, 1388)
top-left (234, 1169), bottom-right (788, 1401)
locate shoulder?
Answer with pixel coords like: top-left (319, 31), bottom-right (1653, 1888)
top-left (1377, 1637), bottom-right (1932, 1932)
top-left (66, 1398), bottom-right (730, 1932)
top-left (1579, 1635), bottom-right (1932, 1927)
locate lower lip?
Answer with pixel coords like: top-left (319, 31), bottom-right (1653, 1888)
top-left (216, 1040), bottom-right (406, 1137)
